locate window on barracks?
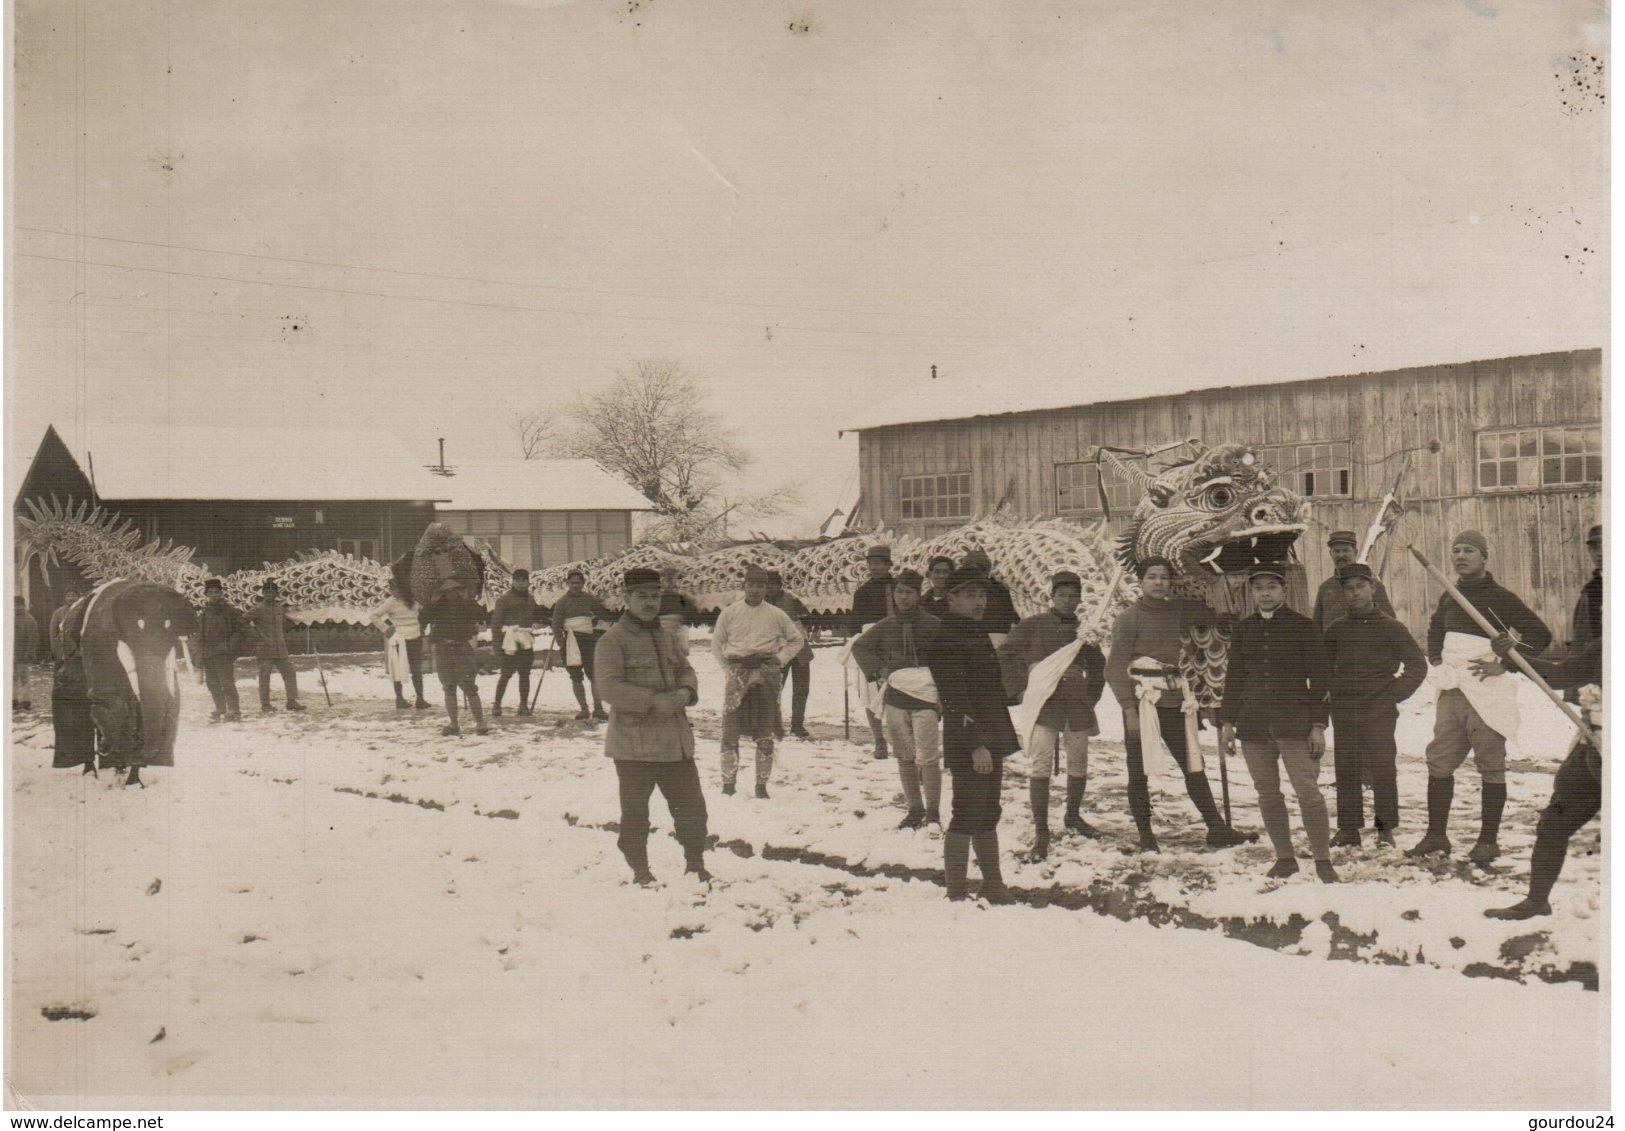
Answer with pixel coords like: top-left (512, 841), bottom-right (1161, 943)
top-left (899, 472), bottom-right (971, 521)
top-left (1260, 442), bottom-right (1352, 498)
top-left (435, 510), bottom-right (629, 568)
top-left (1055, 458), bottom-right (1145, 516)
top-left (1478, 424), bottom-right (1603, 491)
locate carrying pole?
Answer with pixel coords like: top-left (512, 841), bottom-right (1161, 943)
top-left (529, 648), bottom-right (551, 713)
top-left (1407, 545), bottom-right (1596, 747)
top-left (307, 626), bottom-right (333, 707)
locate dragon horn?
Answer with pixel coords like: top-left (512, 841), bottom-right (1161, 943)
top-left (1099, 448), bottom-right (1156, 491)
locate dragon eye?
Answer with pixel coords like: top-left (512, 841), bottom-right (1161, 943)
top-left (1208, 485), bottom-right (1235, 508)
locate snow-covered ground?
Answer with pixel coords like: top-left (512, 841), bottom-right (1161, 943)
top-left (5, 647), bottom-right (1606, 1109)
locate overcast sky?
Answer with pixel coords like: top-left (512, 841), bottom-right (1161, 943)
top-left (8, 0), bottom-right (1607, 536)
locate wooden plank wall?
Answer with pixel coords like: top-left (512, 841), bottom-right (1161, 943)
top-left (857, 349), bottom-right (1602, 647)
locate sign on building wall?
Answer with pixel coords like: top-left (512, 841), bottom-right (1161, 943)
top-left (270, 516), bottom-right (296, 529)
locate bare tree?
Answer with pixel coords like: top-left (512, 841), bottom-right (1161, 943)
top-left (553, 360), bottom-right (803, 542)
top-left (511, 410), bottom-right (555, 460)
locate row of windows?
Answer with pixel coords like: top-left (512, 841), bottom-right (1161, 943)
top-left (898, 424), bottom-right (1602, 521)
top-left (1477, 425), bottom-right (1602, 490)
top-left (436, 510), bottom-right (632, 569)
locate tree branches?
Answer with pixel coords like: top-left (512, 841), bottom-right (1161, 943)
top-left (543, 359), bottom-right (801, 542)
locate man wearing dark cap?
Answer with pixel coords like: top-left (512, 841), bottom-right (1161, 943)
top-left (998, 570), bottom-right (1107, 858)
top-left (848, 544), bottom-right (896, 758)
top-left (490, 569), bottom-right (541, 717)
top-left (960, 548), bottom-right (1020, 645)
top-left (658, 569), bottom-right (698, 656)
top-left (765, 570), bottom-right (814, 740)
top-left (1323, 563), bottom-right (1426, 848)
top-left (1311, 531), bottom-right (1394, 633)
top-left (245, 580), bottom-right (306, 714)
top-left (595, 567), bottom-right (710, 886)
top-left (713, 564), bottom-right (806, 797)
top-left (551, 569), bottom-right (611, 721)
top-left (852, 569), bottom-right (944, 828)
top-left (1410, 530), bottom-right (1552, 862)
top-left (197, 577), bottom-right (248, 722)
top-left (1220, 563), bottom-right (1337, 882)
top-left (920, 555), bottom-right (955, 616)
top-left (926, 564), bottom-right (1020, 903)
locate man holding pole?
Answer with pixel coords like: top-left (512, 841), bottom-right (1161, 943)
top-left (1480, 529), bottom-right (1602, 919)
top-left (1219, 562), bottom-right (1337, 882)
top-left (1407, 530), bottom-right (1551, 863)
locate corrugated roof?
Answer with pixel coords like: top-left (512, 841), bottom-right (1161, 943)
top-left (74, 423), bottom-right (444, 501)
top-left (428, 460), bottom-right (654, 512)
top-left (841, 340), bottom-right (1601, 434)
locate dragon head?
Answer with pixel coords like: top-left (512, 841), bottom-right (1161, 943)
top-left (1105, 443), bottom-right (1307, 576)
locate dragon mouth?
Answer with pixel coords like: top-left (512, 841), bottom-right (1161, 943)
top-left (1187, 523), bottom-right (1307, 575)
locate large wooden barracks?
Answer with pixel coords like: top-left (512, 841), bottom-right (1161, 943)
top-left (846, 348), bottom-right (1602, 646)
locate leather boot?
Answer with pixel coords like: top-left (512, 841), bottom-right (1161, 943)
top-left (1406, 776), bottom-right (1455, 857)
top-left (1027, 778), bottom-right (1051, 861)
top-left (972, 831), bottom-right (1014, 904)
top-left (1469, 781), bottom-right (1507, 864)
top-left (944, 833), bottom-right (971, 901)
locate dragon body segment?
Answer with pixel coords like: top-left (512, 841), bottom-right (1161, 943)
top-left (17, 440), bottom-right (1308, 708)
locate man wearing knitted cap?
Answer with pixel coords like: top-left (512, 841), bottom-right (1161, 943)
top-left (1311, 531), bottom-right (1394, 633)
top-left (1409, 529), bottom-right (1552, 863)
top-left (998, 570), bottom-right (1107, 859)
top-left (852, 569), bottom-right (944, 829)
top-left (714, 564), bottom-right (806, 797)
top-left (847, 544), bottom-right (896, 758)
top-left (595, 567), bottom-right (709, 886)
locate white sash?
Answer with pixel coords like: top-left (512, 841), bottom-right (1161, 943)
top-left (1428, 631), bottom-right (1521, 739)
top-left (385, 634), bottom-right (411, 682)
top-left (563, 616), bottom-right (594, 667)
top-left (1132, 661), bottom-right (1203, 773)
top-left (502, 625), bottom-right (535, 655)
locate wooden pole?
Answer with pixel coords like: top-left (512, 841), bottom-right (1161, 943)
top-left (1407, 545), bottom-right (1597, 747)
top-left (1358, 452), bottom-right (1412, 565)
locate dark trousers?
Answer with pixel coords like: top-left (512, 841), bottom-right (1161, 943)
top-left (615, 757), bottom-right (709, 869)
top-left (1527, 740), bottom-right (1602, 905)
top-left (783, 655), bottom-right (810, 731)
top-left (1125, 704), bottom-right (1224, 830)
top-left (203, 656), bottom-right (240, 716)
top-left (257, 656), bottom-right (298, 707)
top-left (494, 648), bottom-right (533, 708)
top-left (948, 760), bottom-right (1004, 836)
top-left (1331, 701), bottom-right (1400, 832)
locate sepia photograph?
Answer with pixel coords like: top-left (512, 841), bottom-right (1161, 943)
top-left (3, 0), bottom-right (1610, 1116)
